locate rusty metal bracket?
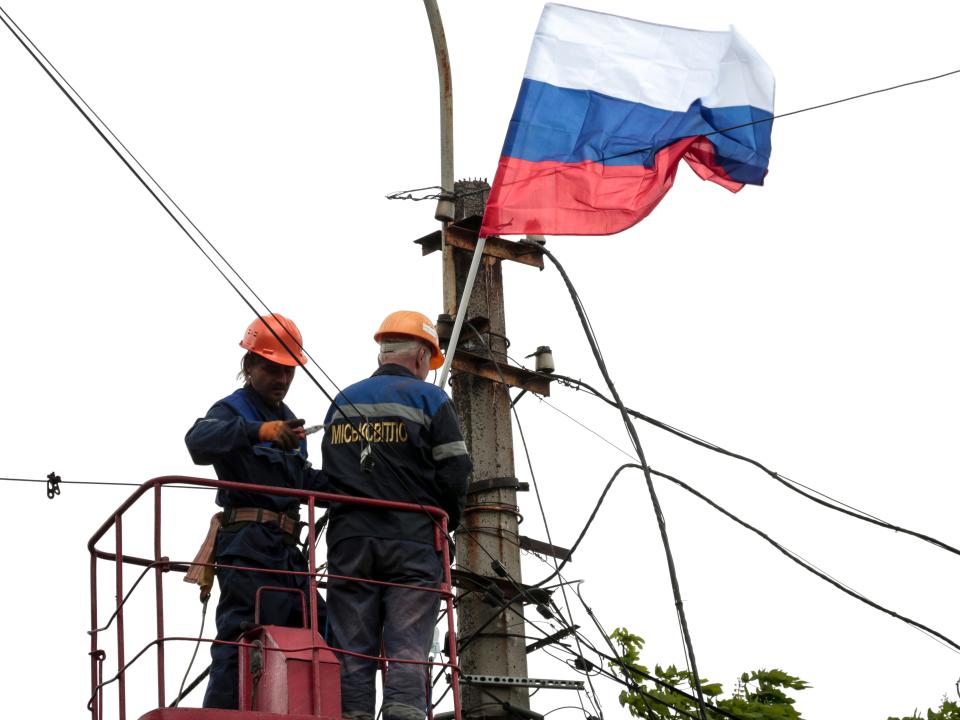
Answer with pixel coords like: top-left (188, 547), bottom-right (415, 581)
top-left (436, 313), bottom-right (490, 350)
top-left (435, 314), bottom-right (553, 396)
top-left (518, 536), bottom-right (572, 563)
top-left (415, 216), bottom-right (544, 269)
top-left (526, 625), bottom-right (579, 654)
top-left (451, 568), bottom-right (552, 606)
top-left (451, 347), bottom-right (552, 395)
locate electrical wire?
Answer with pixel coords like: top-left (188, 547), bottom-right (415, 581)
top-left (527, 240), bottom-right (710, 720)
top-left (543, 705), bottom-right (591, 717)
top-left (0, 10), bottom-right (546, 631)
top-left (172, 597), bottom-right (210, 707)
top-left (4, 11), bottom-right (710, 720)
top-left (559, 577), bottom-right (755, 720)
top-left (547, 610), bottom-right (748, 720)
top-left (544, 388), bottom-right (960, 655)
top-left (2, 24), bottom-right (526, 716)
top-left (484, 65), bottom-right (960, 202)
top-left (462, 322), bottom-right (604, 718)
top-left (0, 476), bottom-right (213, 491)
top-left (1, 7), bottom-right (362, 412)
top-left (602, 66), bottom-right (960, 165)
top-left (464, 560), bottom-right (748, 720)
top-left (522, 366), bottom-right (960, 658)
top-left (0, 7), bottom-right (355, 415)
top-left (528, 382), bottom-right (960, 708)
top-left (544, 626), bottom-right (734, 720)
top-left (534, 372), bottom-right (960, 560)
top-left (536, 385), bottom-right (960, 656)
top-left (650, 465), bottom-right (960, 654)
top-left (17, 7), bottom-right (956, 713)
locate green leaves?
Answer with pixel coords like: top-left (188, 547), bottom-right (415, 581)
top-left (608, 626), bottom-right (809, 719)
top-left (609, 624), bottom-right (953, 719)
top-left (887, 696), bottom-right (960, 720)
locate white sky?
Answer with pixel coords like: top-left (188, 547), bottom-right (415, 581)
top-left (1, 2), bottom-right (959, 718)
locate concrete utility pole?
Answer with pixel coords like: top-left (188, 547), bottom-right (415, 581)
top-left (420, 5), bottom-right (555, 715)
top-left (449, 180), bottom-right (530, 717)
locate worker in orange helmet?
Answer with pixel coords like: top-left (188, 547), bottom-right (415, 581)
top-left (321, 311), bottom-right (471, 720)
top-left (184, 313), bottom-right (328, 709)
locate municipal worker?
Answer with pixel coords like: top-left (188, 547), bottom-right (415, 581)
top-left (321, 310), bottom-right (472, 720)
top-left (184, 313), bottom-right (327, 709)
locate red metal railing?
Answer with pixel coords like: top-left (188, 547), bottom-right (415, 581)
top-left (88, 476), bottom-right (461, 720)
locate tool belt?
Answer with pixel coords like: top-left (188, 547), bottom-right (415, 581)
top-left (222, 506), bottom-right (301, 535)
top-left (184, 507), bottom-right (301, 600)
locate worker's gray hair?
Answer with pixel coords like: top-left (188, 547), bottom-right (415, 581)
top-left (379, 339), bottom-right (430, 360)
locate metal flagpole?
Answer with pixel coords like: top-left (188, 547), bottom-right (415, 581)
top-left (437, 236), bottom-right (485, 388)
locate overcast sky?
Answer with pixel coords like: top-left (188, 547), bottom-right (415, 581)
top-left (2, 2), bottom-right (959, 718)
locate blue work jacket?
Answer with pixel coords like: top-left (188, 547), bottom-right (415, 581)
top-left (320, 364), bottom-right (472, 547)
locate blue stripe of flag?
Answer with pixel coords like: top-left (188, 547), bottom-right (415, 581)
top-left (502, 79), bottom-right (773, 185)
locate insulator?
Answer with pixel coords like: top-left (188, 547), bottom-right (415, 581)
top-left (532, 346), bottom-right (554, 374)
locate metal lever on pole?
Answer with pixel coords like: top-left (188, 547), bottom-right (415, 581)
top-left (437, 236), bottom-right (486, 388)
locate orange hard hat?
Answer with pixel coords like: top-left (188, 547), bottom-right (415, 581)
top-left (240, 313), bottom-right (307, 367)
top-left (374, 310), bottom-right (444, 370)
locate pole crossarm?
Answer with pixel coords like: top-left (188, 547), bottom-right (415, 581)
top-left (415, 217), bottom-right (545, 269)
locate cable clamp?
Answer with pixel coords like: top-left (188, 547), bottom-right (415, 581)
top-left (46, 471), bottom-right (61, 500)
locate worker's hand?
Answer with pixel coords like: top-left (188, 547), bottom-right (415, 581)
top-left (258, 419), bottom-right (306, 451)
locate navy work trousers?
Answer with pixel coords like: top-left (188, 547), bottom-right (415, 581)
top-left (326, 536), bottom-right (443, 720)
top-left (203, 527), bottom-right (327, 709)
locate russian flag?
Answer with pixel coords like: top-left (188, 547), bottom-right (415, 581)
top-left (480, 4), bottom-right (775, 237)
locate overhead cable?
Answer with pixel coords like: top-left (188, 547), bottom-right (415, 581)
top-left (604, 66), bottom-right (960, 164)
top-left (525, 239), bottom-right (711, 720)
top-left (538, 372), bottom-right (960, 560)
top-left (393, 66), bottom-right (960, 209)
top-left (0, 6), bottom-right (350, 408)
top-left (536, 388), bottom-right (960, 656)
top-left (0, 9), bottom-right (540, 607)
top-left (651, 466), bottom-right (960, 654)
top-left (463, 322), bottom-right (604, 718)
top-left (0, 476), bottom-right (212, 491)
